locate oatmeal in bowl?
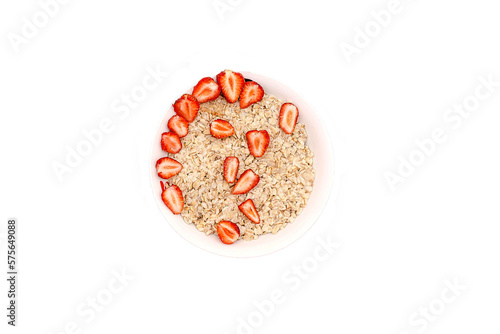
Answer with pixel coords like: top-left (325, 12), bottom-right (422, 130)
top-left (151, 70), bottom-right (333, 256)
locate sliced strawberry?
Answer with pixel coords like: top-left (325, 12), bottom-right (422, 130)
top-left (216, 70), bottom-right (245, 103)
top-left (232, 169), bottom-right (259, 195)
top-left (239, 81), bottom-right (264, 109)
top-left (246, 130), bottom-right (270, 157)
top-left (210, 119), bottom-right (234, 138)
top-left (167, 115), bottom-right (189, 138)
top-left (156, 157), bottom-right (183, 179)
top-left (217, 221), bottom-right (240, 244)
top-left (161, 132), bottom-right (182, 154)
top-left (192, 77), bottom-right (221, 103)
top-left (224, 157), bottom-right (239, 183)
top-left (279, 103), bottom-right (299, 134)
top-left (173, 94), bottom-right (199, 122)
top-left (160, 180), bottom-right (170, 191)
top-left (238, 199), bottom-right (260, 224)
top-left (161, 185), bottom-right (184, 215)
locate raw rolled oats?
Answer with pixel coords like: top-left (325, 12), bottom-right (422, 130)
top-left (166, 94), bottom-right (315, 240)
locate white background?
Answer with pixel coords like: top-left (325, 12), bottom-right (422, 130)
top-left (1, 0), bottom-right (500, 333)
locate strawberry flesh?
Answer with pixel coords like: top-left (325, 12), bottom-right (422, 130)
top-left (232, 169), bottom-right (259, 195)
top-left (238, 199), bottom-right (260, 224)
top-left (216, 70), bottom-right (245, 103)
top-left (224, 157), bottom-right (239, 183)
top-left (161, 132), bottom-right (182, 154)
top-left (279, 103), bottom-right (299, 134)
top-left (210, 119), bottom-right (234, 138)
top-left (239, 81), bottom-right (264, 109)
top-left (173, 94), bottom-right (199, 122)
top-left (246, 130), bottom-right (270, 157)
top-left (161, 185), bottom-right (184, 215)
top-left (192, 77), bottom-right (221, 103)
top-left (167, 115), bottom-right (189, 138)
top-left (217, 221), bottom-right (240, 244)
top-left (156, 157), bottom-right (183, 179)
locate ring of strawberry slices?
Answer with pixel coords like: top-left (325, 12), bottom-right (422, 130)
top-left (156, 70), bottom-right (300, 245)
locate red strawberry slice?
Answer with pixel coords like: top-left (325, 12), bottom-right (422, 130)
top-left (167, 115), bottom-right (189, 138)
top-left (192, 77), bottom-right (221, 103)
top-left (232, 169), bottom-right (259, 195)
top-left (161, 185), bottom-right (184, 215)
top-left (156, 157), bottom-right (183, 179)
top-left (217, 221), bottom-right (240, 244)
top-left (160, 180), bottom-right (170, 191)
top-left (238, 199), bottom-right (260, 224)
top-left (224, 157), bottom-right (239, 183)
top-left (279, 103), bottom-right (299, 134)
top-left (246, 130), bottom-right (270, 157)
top-left (161, 132), bottom-right (182, 154)
top-left (210, 119), bottom-right (234, 138)
top-left (239, 81), bottom-right (264, 109)
top-left (216, 70), bottom-right (245, 103)
top-left (173, 94), bottom-right (199, 122)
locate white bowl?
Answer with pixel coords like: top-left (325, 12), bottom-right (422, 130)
top-left (150, 71), bottom-right (334, 257)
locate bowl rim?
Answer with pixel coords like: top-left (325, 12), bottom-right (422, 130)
top-left (149, 71), bottom-right (335, 257)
